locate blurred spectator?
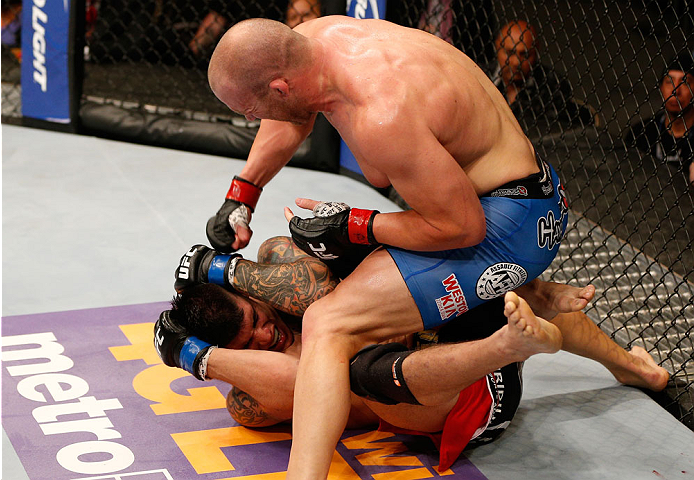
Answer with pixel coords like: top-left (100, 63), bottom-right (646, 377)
top-left (387, 0), bottom-right (496, 65)
top-left (626, 53), bottom-right (694, 186)
top-left (190, 0), bottom-right (320, 58)
top-left (417, 0), bottom-right (454, 44)
top-left (1, 0), bottom-right (21, 61)
top-left (488, 20), bottom-right (590, 128)
top-left (285, 0), bottom-right (320, 28)
top-left (89, 0), bottom-right (319, 66)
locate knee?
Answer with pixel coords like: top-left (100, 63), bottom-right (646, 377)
top-left (302, 298), bottom-right (347, 339)
top-left (301, 298), bottom-right (367, 351)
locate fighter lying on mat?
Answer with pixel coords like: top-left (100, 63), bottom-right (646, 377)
top-left (154, 237), bottom-right (669, 471)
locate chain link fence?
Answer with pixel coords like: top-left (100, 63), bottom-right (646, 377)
top-left (2, 0), bottom-right (693, 428)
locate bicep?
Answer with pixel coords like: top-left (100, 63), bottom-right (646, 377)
top-left (380, 129), bottom-right (485, 234)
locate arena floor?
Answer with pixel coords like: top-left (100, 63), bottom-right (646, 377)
top-left (3, 125), bottom-right (694, 479)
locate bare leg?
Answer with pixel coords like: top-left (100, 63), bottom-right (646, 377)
top-left (399, 290), bottom-right (562, 407)
top-left (286, 250), bottom-right (426, 480)
top-left (516, 279), bottom-right (596, 320)
top-left (549, 311), bottom-right (669, 391)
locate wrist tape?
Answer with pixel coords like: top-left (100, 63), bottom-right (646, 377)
top-left (179, 336), bottom-right (212, 380)
top-left (207, 254), bottom-right (242, 286)
top-left (348, 209), bottom-right (379, 245)
top-left (226, 176), bottom-right (262, 211)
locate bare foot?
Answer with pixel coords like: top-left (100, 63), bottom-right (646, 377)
top-left (612, 346), bottom-right (670, 392)
top-left (501, 291), bottom-right (563, 361)
top-left (517, 280), bottom-right (596, 320)
top-left (547, 283), bottom-right (596, 316)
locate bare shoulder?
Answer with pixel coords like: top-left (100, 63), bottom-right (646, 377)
top-left (293, 15), bottom-right (355, 38)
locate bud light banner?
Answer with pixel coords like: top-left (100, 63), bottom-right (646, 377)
top-left (340, 0), bottom-right (387, 177)
top-left (21, 0), bottom-right (72, 123)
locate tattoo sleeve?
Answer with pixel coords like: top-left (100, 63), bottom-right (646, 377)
top-left (256, 236), bottom-right (312, 264)
top-left (232, 258), bottom-right (339, 316)
top-left (226, 387), bottom-right (278, 427)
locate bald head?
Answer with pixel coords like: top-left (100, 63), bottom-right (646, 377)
top-left (208, 18), bottom-right (310, 106)
top-left (495, 20), bottom-right (538, 85)
top-left (496, 20), bottom-right (537, 51)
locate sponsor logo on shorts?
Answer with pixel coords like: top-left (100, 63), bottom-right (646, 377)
top-left (489, 186), bottom-right (528, 197)
top-left (541, 181), bottom-right (553, 196)
top-left (557, 181), bottom-right (569, 212)
top-left (537, 183), bottom-right (569, 251)
top-left (476, 263), bottom-right (528, 300)
top-left (435, 273), bottom-right (469, 321)
top-left (537, 210), bottom-right (563, 250)
top-left (490, 370), bottom-right (505, 420)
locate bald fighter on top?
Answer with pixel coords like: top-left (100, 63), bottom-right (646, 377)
top-left (206, 16), bottom-right (568, 480)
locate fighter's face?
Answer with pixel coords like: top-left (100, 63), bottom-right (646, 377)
top-left (223, 293), bottom-right (294, 352)
top-left (661, 70), bottom-right (693, 114)
top-left (218, 83), bottom-right (314, 126)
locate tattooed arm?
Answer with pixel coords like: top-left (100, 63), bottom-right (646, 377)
top-left (207, 347), bottom-right (299, 423)
top-left (256, 236), bottom-right (312, 264)
top-left (230, 236), bottom-right (340, 317)
top-left (226, 386), bottom-right (290, 427)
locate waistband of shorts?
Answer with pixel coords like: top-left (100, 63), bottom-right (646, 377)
top-left (482, 155), bottom-right (554, 200)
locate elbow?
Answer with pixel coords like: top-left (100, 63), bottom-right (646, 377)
top-left (435, 220), bottom-right (486, 250)
top-left (468, 221), bottom-right (486, 246)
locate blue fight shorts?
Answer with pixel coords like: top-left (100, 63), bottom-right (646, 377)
top-left (386, 160), bottom-right (568, 330)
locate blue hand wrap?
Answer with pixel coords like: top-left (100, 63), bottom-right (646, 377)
top-left (178, 336), bottom-right (211, 375)
top-left (208, 255), bottom-right (231, 285)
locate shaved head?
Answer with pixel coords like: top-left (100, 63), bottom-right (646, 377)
top-left (208, 19), bottom-right (309, 108)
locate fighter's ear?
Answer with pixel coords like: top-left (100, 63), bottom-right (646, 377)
top-left (269, 79), bottom-right (289, 97)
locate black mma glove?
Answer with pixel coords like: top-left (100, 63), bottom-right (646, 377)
top-left (206, 176), bottom-right (262, 253)
top-left (289, 201), bottom-right (379, 260)
top-left (153, 310), bottom-right (217, 381)
top-left (174, 244), bottom-right (242, 293)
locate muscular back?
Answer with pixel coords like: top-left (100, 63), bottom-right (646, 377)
top-left (297, 17), bottom-right (537, 194)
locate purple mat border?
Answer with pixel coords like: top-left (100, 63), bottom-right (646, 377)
top-left (2, 302), bottom-right (488, 479)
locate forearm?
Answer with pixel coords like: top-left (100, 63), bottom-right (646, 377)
top-left (239, 118), bottom-right (316, 187)
top-left (371, 208), bottom-right (486, 251)
top-left (231, 258), bottom-right (339, 316)
top-left (371, 163), bottom-right (486, 251)
top-left (207, 348), bottom-right (297, 414)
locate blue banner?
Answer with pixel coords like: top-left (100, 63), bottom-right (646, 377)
top-left (340, 0), bottom-right (387, 176)
top-left (21, 0), bottom-right (72, 123)
top-left (347, 0), bottom-right (386, 20)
